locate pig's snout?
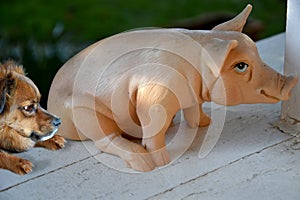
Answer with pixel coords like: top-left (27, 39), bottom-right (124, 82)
top-left (259, 74), bottom-right (298, 103)
top-left (280, 75), bottom-right (298, 100)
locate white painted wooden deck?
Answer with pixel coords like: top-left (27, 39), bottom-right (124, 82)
top-left (1, 33), bottom-right (299, 200)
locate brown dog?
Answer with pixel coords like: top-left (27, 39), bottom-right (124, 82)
top-left (0, 61), bottom-right (66, 175)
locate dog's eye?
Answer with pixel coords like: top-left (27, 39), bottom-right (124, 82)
top-left (23, 105), bottom-right (36, 113)
top-left (234, 62), bottom-right (249, 73)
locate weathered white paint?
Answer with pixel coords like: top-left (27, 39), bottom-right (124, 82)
top-left (282, 0), bottom-right (300, 122)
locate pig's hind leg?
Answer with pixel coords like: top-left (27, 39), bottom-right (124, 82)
top-left (73, 107), bottom-right (155, 172)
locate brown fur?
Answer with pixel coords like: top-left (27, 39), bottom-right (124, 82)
top-left (0, 61), bottom-right (66, 175)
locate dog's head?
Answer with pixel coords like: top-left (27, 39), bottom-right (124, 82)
top-left (0, 61), bottom-right (61, 142)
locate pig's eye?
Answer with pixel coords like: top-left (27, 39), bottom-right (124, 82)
top-left (234, 62), bottom-right (249, 73)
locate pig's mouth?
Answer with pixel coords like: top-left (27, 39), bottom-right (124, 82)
top-left (260, 90), bottom-right (280, 102)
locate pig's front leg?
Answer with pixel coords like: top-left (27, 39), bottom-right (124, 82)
top-left (136, 86), bottom-right (180, 167)
top-left (142, 131), bottom-right (170, 167)
top-left (198, 104), bottom-right (211, 126)
top-left (183, 104), bottom-right (211, 128)
top-left (138, 104), bottom-right (173, 167)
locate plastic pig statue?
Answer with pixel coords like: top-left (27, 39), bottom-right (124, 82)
top-left (48, 5), bottom-right (298, 171)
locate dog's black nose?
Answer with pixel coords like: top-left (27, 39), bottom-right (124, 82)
top-left (52, 117), bottom-right (61, 127)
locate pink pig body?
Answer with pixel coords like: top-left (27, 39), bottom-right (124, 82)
top-left (48, 5), bottom-right (297, 171)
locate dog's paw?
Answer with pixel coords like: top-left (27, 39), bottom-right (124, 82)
top-left (16, 158), bottom-right (33, 175)
top-left (51, 135), bottom-right (67, 150)
top-left (35, 135), bottom-right (66, 150)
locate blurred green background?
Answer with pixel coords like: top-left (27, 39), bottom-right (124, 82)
top-left (0, 0), bottom-right (287, 106)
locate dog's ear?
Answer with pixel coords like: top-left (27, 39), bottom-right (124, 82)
top-left (212, 4), bottom-right (252, 32)
top-left (0, 78), bottom-right (7, 114)
top-left (0, 74), bottom-right (16, 114)
top-left (201, 38), bottom-right (237, 77)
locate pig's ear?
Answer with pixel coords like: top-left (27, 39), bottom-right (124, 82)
top-left (202, 38), bottom-right (238, 77)
top-left (212, 4), bottom-right (252, 32)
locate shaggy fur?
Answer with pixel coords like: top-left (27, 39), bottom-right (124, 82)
top-left (0, 61), bottom-right (66, 175)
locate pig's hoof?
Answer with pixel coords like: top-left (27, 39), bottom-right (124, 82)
top-left (151, 148), bottom-right (170, 167)
top-left (199, 115), bottom-right (211, 127)
top-left (124, 144), bottom-right (155, 172)
top-left (124, 157), bottom-right (155, 172)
